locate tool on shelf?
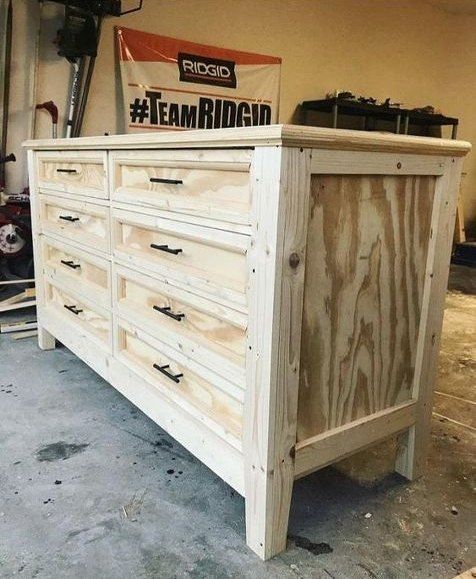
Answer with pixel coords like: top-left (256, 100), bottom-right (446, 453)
top-left (305, 91), bottom-right (458, 138)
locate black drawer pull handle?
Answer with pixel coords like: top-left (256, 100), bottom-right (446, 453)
top-left (150, 177), bottom-right (183, 185)
top-left (61, 259), bottom-right (81, 270)
top-left (150, 243), bottom-right (182, 255)
top-left (64, 304), bottom-right (83, 315)
top-left (56, 168), bottom-right (77, 174)
top-left (153, 305), bottom-right (185, 322)
top-left (153, 363), bottom-right (183, 384)
top-left (59, 215), bottom-right (80, 222)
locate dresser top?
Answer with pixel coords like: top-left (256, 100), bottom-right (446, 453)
top-left (23, 124), bottom-right (471, 156)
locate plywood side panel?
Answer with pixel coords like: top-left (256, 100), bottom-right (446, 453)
top-left (297, 174), bottom-right (436, 441)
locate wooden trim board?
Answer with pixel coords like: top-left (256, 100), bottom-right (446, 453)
top-left (243, 146), bottom-right (312, 559)
top-left (23, 124), bottom-right (471, 156)
top-left (0, 298), bottom-right (36, 313)
top-left (396, 157), bottom-right (465, 480)
top-left (311, 150), bottom-right (447, 175)
top-left (295, 400), bottom-right (417, 478)
top-left (27, 149), bottom-right (56, 351)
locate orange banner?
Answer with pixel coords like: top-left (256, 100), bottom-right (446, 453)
top-left (116, 27), bottom-right (281, 132)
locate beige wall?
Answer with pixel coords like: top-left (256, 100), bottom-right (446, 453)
top-left (5, 0), bottom-right (38, 194)
top-left (32, 0), bottom-right (476, 233)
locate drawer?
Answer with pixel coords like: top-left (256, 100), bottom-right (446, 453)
top-left (39, 194), bottom-right (110, 253)
top-left (111, 150), bottom-right (251, 225)
top-left (41, 235), bottom-right (111, 308)
top-left (114, 264), bottom-right (246, 385)
top-left (36, 151), bottom-right (108, 199)
top-left (112, 208), bottom-right (248, 308)
top-left (44, 281), bottom-right (111, 349)
top-left (116, 319), bottom-right (243, 441)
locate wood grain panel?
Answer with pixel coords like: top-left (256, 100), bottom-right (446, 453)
top-left (41, 236), bottom-right (110, 307)
top-left (115, 265), bottom-right (246, 376)
top-left (45, 281), bottom-right (111, 347)
top-left (297, 174), bottom-right (436, 441)
top-left (112, 208), bottom-right (248, 304)
top-left (37, 151), bottom-right (107, 198)
top-left (39, 194), bottom-right (110, 253)
top-left (116, 322), bottom-right (243, 442)
top-left (24, 125), bottom-right (471, 157)
top-left (112, 157), bottom-right (250, 225)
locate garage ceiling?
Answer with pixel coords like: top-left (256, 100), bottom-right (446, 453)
top-left (426, 0), bottom-right (476, 15)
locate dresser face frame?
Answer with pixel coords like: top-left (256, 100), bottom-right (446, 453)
top-left (25, 126), bottom-right (469, 560)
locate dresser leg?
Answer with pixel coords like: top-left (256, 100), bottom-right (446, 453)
top-left (395, 421), bottom-right (429, 481)
top-left (38, 326), bottom-right (56, 350)
top-left (244, 470), bottom-right (294, 560)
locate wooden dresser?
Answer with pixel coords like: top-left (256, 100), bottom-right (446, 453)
top-left (24, 125), bottom-right (470, 560)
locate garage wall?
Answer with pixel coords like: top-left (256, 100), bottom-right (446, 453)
top-left (29, 0), bottom-right (476, 234)
top-left (4, 0), bottom-right (38, 195)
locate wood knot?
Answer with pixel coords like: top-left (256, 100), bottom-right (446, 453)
top-left (289, 252), bottom-right (300, 269)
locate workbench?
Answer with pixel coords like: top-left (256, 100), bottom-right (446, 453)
top-left (24, 125), bottom-right (470, 559)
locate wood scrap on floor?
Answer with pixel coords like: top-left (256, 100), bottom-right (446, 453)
top-left (0, 319), bottom-right (37, 333)
top-left (0, 287), bottom-right (36, 312)
top-left (11, 329), bottom-right (38, 340)
top-left (0, 278), bottom-right (35, 285)
top-left (453, 567), bottom-right (476, 579)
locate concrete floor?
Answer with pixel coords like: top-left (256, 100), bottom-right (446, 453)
top-left (0, 265), bottom-right (474, 579)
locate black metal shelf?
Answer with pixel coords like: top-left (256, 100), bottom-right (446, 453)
top-left (301, 97), bottom-right (459, 138)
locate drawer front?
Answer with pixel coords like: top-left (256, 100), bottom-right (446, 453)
top-left (39, 194), bottom-right (110, 253)
top-left (44, 281), bottom-right (111, 349)
top-left (112, 208), bottom-right (248, 307)
top-left (111, 150), bottom-right (251, 225)
top-left (114, 265), bottom-right (246, 385)
top-left (116, 320), bottom-right (243, 441)
top-left (41, 235), bottom-right (111, 308)
top-left (36, 151), bottom-right (108, 198)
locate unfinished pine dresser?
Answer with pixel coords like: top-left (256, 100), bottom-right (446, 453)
top-left (24, 125), bottom-right (470, 559)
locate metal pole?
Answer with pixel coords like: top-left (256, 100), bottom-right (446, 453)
top-left (73, 15), bottom-right (104, 137)
top-left (66, 59), bottom-right (82, 138)
top-left (332, 103), bottom-right (338, 128)
top-left (0, 0), bottom-right (12, 188)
